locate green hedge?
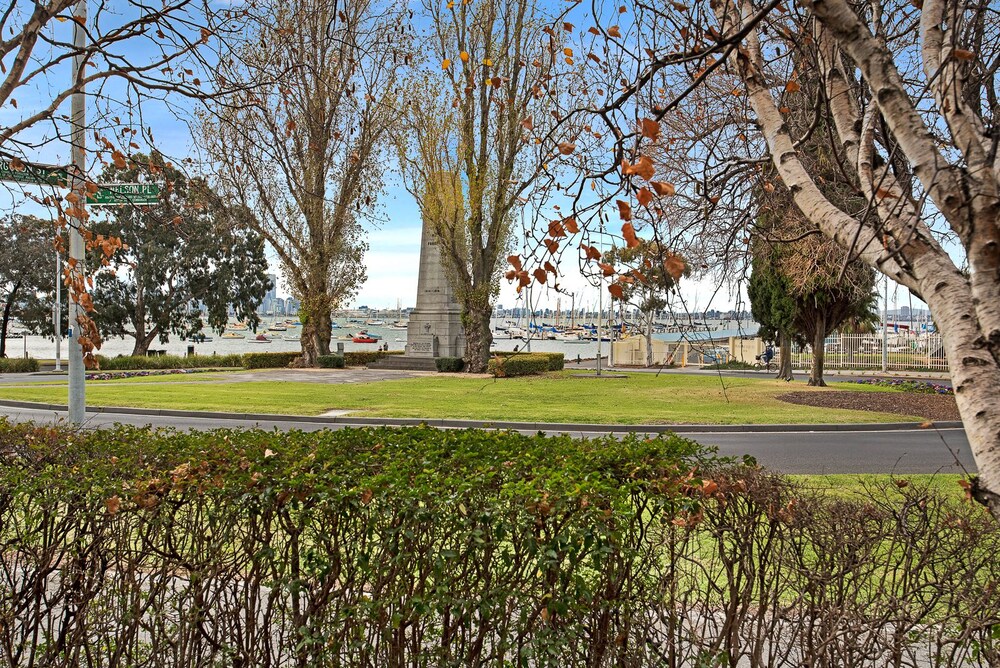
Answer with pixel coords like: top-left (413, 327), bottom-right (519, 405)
top-left (0, 420), bottom-right (997, 665)
top-left (317, 354), bottom-right (346, 368)
top-left (488, 353), bottom-right (552, 377)
top-left (494, 350), bottom-right (564, 371)
top-left (240, 351), bottom-right (301, 369)
top-left (435, 356), bottom-right (465, 372)
top-left (0, 357), bottom-right (39, 373)
top-left (96, 353), bottom-right (244, 371)
top-left (343, 350), bottom-right (403, 366)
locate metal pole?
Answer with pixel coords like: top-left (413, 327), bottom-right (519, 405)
top-left (54, 251), bottom-right (61, 371)
top-left (596, 280), bottom-right (602, 376)
top-left (68, 0), bottom-right (87, 424)
top-left (881, 275), bottom-right (888, 373)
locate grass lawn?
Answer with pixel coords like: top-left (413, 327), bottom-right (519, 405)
top-left (789, 474), bottom-right (967, 502)
top-left (0, 371), bottom-right (925, 424)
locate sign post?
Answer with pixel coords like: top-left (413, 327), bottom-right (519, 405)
top-left (87, 183), bottom-right (160, 206)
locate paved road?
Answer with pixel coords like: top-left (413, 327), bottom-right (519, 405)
top-left (0, 403), bottom-right (973, 475)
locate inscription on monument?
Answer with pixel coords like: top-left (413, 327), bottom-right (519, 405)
top-left (407, 334), bottom-right (436, 356)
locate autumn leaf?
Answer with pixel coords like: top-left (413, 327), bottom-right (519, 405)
top-left (533, 267), bottom-right (547, 284)
top-left (616, 199), bottom-right (632, 221)
top-left (544, 238), bottom-right (559, 254)
top-left (460, 51), bottom-right (470, 62)
top-left (361, 488), bottom-right (373, 505)
top-left (953, 48), bottom-right (975, 61)
top-left (622, 222), bottom-right (640, 248)
top-left (588, 26), bottom-right (600, 35)
top-left (558, 142), bottom-right (576, 155)
top-left (785, 80), bottom-right (801, 93)
top-left (608, 283), bottom-right (625, 299)
top-left (636, 187), bottom-right (653, 207)
top-left (564, 217), bottom-right (579, 233)
top-left (608, 25), bottom-right (622, 37)
top-left (582, 244), bottom-right (602, 260)
top-left (442, 58), bottom-right (451, 69)
top-left (520, 116), bottom-right (533, 130)
top-left (548, 219), bottom-right (566, 237)
top-left (876, 187), bottom-right (899, 200)
top-left (106, 495), bottom-right (122, 515)
top-left (663, 253), bottom-right (686, 280)
top-left (597, 262), bottom-right (616, 276)
top-left (563, 47), bottom-right (573, 57)
top-left (112, 151), bottom-right (127, 169)
top-left (621, 155), bottom-right (655, 180)
top-left (778, 106), bottom-right (791, 114)
top-left (895, 479), bottom-right (910, 488)
top-left (650, 181), bottom-right (675, 196)
top-left (763, 182), bottom-right (775, 193)
top-left (918, 420), bottom-right (934, 429)
top-left (640, 117), bottom-right (660, 140)
top-left (507, 254), bottom-right (523, 271)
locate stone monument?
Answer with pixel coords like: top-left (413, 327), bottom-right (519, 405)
top-left (371, 216), bottom-right (465, 370)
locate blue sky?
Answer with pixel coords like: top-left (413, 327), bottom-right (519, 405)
top-left (1, 0), bottom-right (930, 317)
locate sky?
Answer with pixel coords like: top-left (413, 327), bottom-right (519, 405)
top-left (1, 0), bottom-right (934, 317)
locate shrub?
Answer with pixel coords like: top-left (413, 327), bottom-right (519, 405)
top-left (488, 353), bottom-right (551, 377)
top-left (0, 419), bottom-right (996, 666)
top-left (0, 357), bottom-right (38, 373)
top-left (96, 353), bottom-right (244, 371)
top-left (703, 360), bottom-right (755, 370)
top-left (435, 356), bottom-right (464, 372)
top-left (343, 350), bottom-right (403, 366)
top-left (241, 351), bottom-right (301, 369)
top-left (493, 350), bottom-right (564, 371)
top-left (317, 354), bottom-right (346, 369)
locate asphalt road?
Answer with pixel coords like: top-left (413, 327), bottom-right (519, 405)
top-left (0, 403), bottom-right (973, 476)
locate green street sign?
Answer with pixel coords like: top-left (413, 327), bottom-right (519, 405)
top-left (0, 159), bottom-right (68, 187)
top-left (87, 183), bottom-right (161, 206)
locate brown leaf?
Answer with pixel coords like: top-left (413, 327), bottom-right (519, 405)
top-left (361, 488), bottom-right (373, 505)
top-left (663, 253), bottom-right (686, 281)
top-left (616, 199), bottom-right (632, 221)
top-left (533, 267), bottom-right (548, 284)
top-left (785, 80), bottom-right (801, 93)
top-left (597, 262), bottom-right (615, 276)
top-left (548, 219), bottom-right (566, 237)
top-left (622, 222), bottom-right (640, 248)
top-left (608, 25), bottom-right (622, 37)
top-left (106, 495), bottom-right (121, 515)
top-left (442, 58), bottom-right (451, 69)
top-left (640, 117), bottom-right (660, 140)
top-left (564, 217), bottom-right (579, 233)
top-left (918, 420), bottom-right (934, 429)
top-left (459, 51), bottom-right (469, 62)
top-left (507, 254), bottom-right (523, 271)
top-left (520, 115), bottom-right (533, 130)
top-left (650, 181), bottom-right (675, 197)
top-left (558, 142), bottom-right (576, 155)
top-left (608, 283), bottom-right (624, 299)
top-left (582, 244), bottom-right (602, 260)
top-left (636, 187), bottom-right (653, 207)
top-left (621, 155), bottom-right (655, 180)
top-left (953, 48), bottom-right (975, 61)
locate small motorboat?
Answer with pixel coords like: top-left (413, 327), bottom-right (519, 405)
top-left (221, 332), bottom-right (244, 339)
top-left (352, 334), bottom-right (378, 343)
top-left (268, 323), bottom-right (288, 332)
top-left (251, 333), bottom-right (272, 343)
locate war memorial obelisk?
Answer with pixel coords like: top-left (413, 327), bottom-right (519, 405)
top-left (373, 217), bottom-right (465, 369)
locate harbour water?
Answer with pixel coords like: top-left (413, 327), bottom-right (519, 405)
top-left (6, 318), bottom-right (757, 362)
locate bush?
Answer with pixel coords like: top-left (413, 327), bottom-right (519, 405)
top-left (0, 357), bottom-right (38, 373)
top-left (0, 419), bottom-right (997, 666)
top-left (487, 353), bottom-right (552, 377)
top-left (494, 350), bottom-right (564, 370)
top-left (241, 351), bottom-right (301, 369)
top-left (703, 360), bottom-right (755, 370)
top-left (96, 353), bottom-right (244, 371)
top-left (317, 354), bottom-right (346, 369)
top-left (343, 350), bottom-right (403, 366)
top-left (435, 356), bottom-right (464, 372)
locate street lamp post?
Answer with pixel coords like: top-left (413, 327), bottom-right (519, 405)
top-left (67, 0), bottom-right (87, 424)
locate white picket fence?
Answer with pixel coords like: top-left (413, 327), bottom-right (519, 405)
top-left (787, 332), bottom-right (948, 372)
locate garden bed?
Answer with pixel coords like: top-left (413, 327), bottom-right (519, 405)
top-left (778, 390), bottom-right (961, 421)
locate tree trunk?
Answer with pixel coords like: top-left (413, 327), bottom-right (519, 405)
top-left (463, 307), bottom-right (493, 373)
top-left (131, 328), bottom-right (159, 357)
top-left (0, 281), bottom-right (17, 358)
top-left (808, 315), bottom-right (827, 387)
top-left (645, 317), bottom-right (654, 368)
top-left (776, 332), bottom-right (794, 381)
top-left (298, 293), bottom-right (333, 367)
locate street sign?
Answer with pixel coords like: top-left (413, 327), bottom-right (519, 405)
top-left (87, 182), bottom-right (161, 206)
top-left (0, 159), bottom-right (68, 187)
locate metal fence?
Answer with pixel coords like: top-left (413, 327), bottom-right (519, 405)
top-left (787, 332), bottom-right (948, 372)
